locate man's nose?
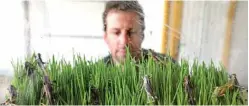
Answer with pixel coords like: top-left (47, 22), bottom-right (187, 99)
top-left (119, 33), bottom-right (129, 45)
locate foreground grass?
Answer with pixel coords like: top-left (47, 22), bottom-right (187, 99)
top-left (6, 52), bottom-right (247, 105)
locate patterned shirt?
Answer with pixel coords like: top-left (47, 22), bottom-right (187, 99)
top-left (101, 48), bottom-right (176, 65)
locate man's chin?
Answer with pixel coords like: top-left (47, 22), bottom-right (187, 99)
top-left (117, 52), bottom-right (126, 58)
top-left (114, 56), bottom-right (126, 63)
top-left (117, 56), bottom-right (126, 61)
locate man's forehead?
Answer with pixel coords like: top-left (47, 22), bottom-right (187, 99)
top-left (107, 10), bottom-right (140, 22)
top-left (108, 9), bottom-right (138, 15)
top-left (106, 10), bottom-right (141, 30)
top-left (108, 25), bottom-right (140, 31)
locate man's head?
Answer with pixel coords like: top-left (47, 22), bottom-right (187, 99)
top-left (103, 1), bottom-right (145, 64)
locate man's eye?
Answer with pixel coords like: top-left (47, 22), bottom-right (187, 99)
top-left (113, 31), bottom-right (119, 35)
top-left (128, 31), bottom-right (135, 37)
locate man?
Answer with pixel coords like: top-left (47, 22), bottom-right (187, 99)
top-left (101, 1), bottom-right (175, 65)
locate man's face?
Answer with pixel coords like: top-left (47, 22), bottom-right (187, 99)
top-left (104, 10), bottom-right (143, 63)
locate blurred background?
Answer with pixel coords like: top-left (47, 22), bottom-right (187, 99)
top-left (0, 0), bottom-right (248, 102)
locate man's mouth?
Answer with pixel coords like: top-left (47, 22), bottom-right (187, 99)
top-left (116, 49), bottom-right (127, 57)
top-left (118, 50), bottom-right (126, 54)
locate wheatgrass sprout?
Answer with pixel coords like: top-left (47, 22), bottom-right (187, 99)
top-left (3, 51), bottom-right (246, 105)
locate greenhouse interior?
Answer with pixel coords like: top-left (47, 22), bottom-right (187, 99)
top-left (0, 0), bottom-right (248, 105)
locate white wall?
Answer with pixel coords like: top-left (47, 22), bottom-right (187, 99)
top-left (228, 1), bottom-right (248, 87)
top-left (29, 1), bottom-right (108, 62)
top-left (179, 1), bottom-right (248, 87)
top-left (0, 1), bottom-right (25, 76)
top-left (179, 1), bottom-right (229, 66)
top-left (138, 0), bottom-right (165, 52)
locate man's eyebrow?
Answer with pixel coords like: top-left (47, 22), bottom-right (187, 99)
top-left (110, 28), bottom-right (137, 32)
top-left (110, 28), bottom-right (119, 31)
top-left (128, 28), bottom-right (137, 32)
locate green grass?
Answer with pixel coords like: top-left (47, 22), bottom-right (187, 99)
top-left (6, 52), bottom-right (247, 105)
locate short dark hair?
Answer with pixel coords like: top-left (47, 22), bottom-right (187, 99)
top-left (102, 1), bottom-right (145, 38)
